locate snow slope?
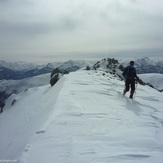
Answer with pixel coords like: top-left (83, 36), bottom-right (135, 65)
top-left (139, 73), bottom-right (163, 91)
top-left (0, 73), bottom-right (51, 95)
top-left (0, 70), bottom-right (163, 163)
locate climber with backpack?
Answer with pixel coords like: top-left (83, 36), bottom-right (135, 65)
top-left (122, 61), bottom-right (139, 99)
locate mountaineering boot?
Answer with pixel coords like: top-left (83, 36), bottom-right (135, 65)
top-left (129, 91), bottom-right (134, 99)
top-left (129, 95), bottom-right (133, 99)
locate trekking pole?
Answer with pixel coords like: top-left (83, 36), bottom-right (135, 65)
top-left (134, 81), bottom-right (138, 99)
top-left (123, 79), bottom-right (126, 96)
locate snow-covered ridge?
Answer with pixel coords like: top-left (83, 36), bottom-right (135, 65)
top-left (1, 57), bottom-right (163, 108)
top-left (0, 70), bottom-right (163, 162)
top-left (0, 59), bottom-right (94, 106)
top-left (91, 57), bottom-right (163, 91)
top-left (91, 57), bottom-right (163, 74)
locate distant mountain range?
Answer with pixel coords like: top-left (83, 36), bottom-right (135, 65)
top-left (120, 57), bottom-right (163, 74)
top-left (0, 60), bottom-right (94, 80)
top-left (0, 57), bottom-right (162, 80)
top-left (0, 57), bottom-right (163, 108)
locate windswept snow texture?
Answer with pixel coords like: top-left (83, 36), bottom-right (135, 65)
top-left (0, 70), bottom-right (163, 163)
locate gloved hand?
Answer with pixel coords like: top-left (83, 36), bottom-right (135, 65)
top-left (135, 77), bottom-right (140, 83)
top-left (136, 77), bottom-right (139, 82)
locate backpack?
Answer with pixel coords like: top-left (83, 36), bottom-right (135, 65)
top-left (123, 66), bottom-right (136, 79)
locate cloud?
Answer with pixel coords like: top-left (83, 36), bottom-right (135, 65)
top-left (0, 0), bottom-right (163, 63)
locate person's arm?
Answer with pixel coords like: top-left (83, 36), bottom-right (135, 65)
top-left (122, 67), bottom-right (128, 79)
top-left (134, 68), bottom-right (139, 80)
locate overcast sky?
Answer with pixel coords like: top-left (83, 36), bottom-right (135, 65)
top-left (0, 0), bottom-right (163, 63)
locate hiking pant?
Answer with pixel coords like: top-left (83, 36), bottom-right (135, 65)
top-left (124, 79), bottom-right (135, 96)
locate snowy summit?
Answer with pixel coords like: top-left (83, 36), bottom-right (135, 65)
top-left (0, 69), bottom-right (163, 163)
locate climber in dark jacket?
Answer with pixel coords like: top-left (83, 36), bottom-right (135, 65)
top-left (122, 61), bottom-right (139, 99)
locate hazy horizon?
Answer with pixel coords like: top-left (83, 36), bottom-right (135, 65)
top-left (1, 0), bottom-right (163, 64)
top-left (1, 52), bottom-right (163, 65)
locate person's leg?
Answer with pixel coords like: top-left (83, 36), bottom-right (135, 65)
top-left (123, 80), bottom-right (130, 95)
top-left (130, 81), bottom-right (135, 98)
